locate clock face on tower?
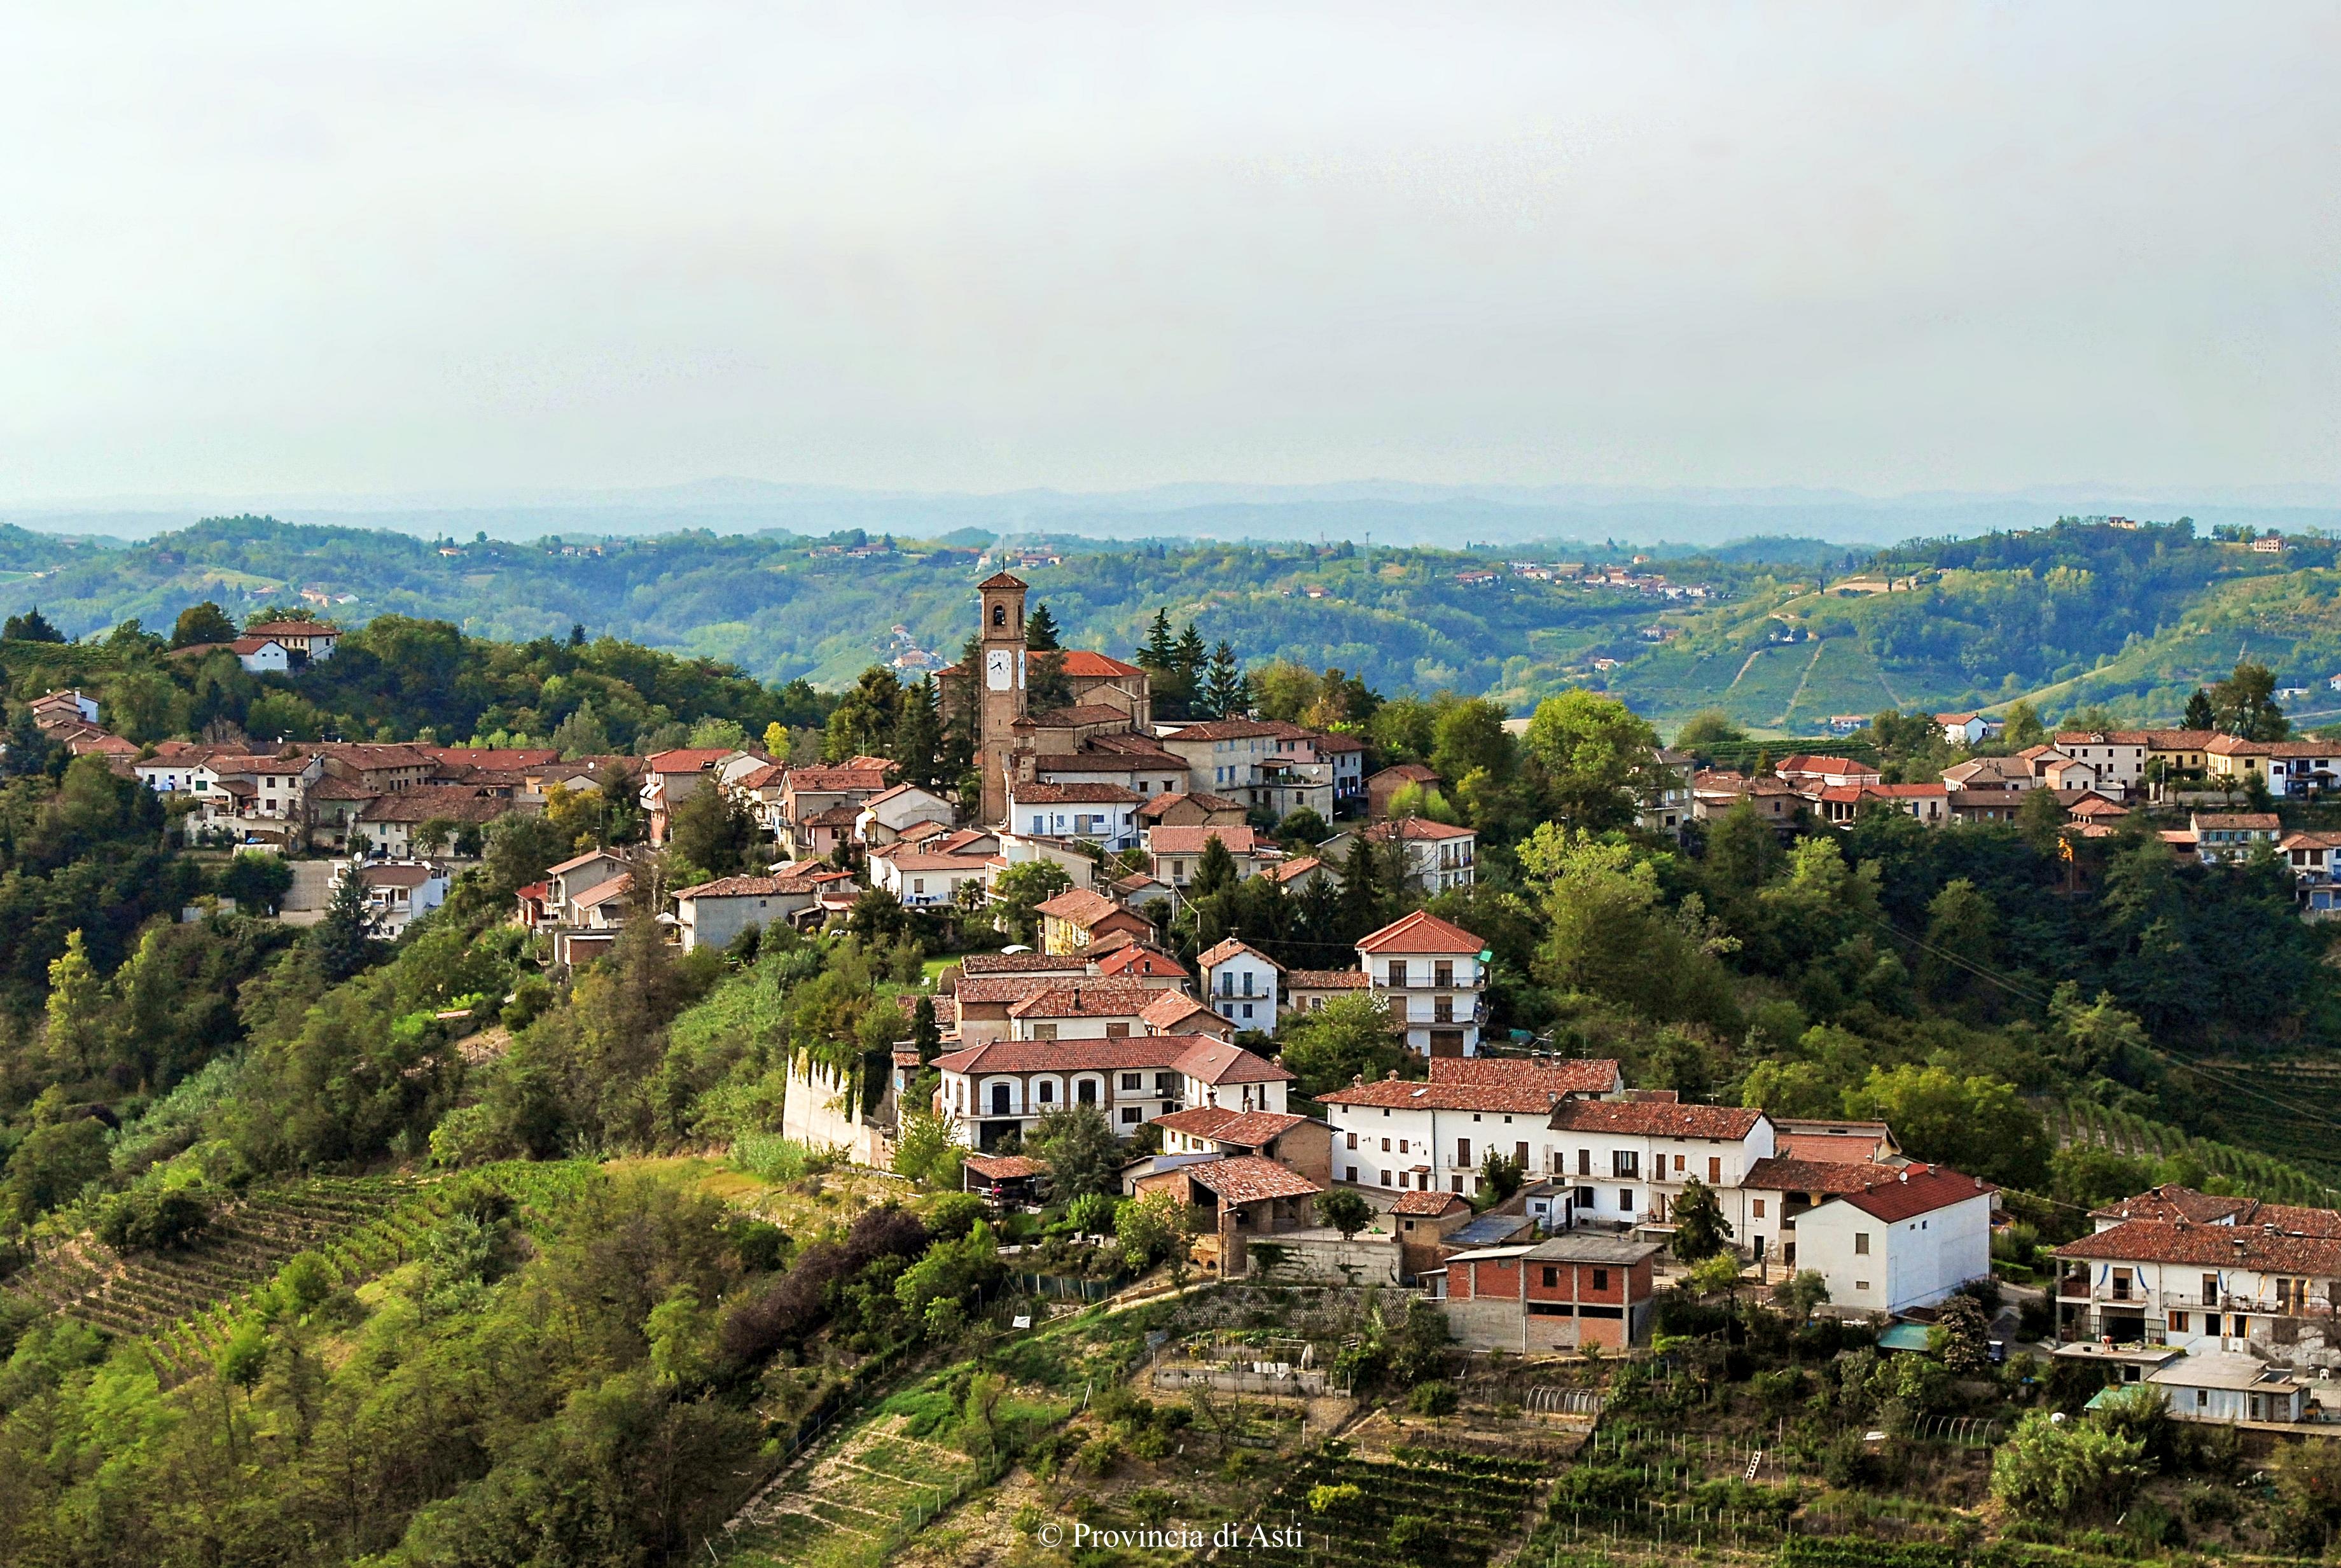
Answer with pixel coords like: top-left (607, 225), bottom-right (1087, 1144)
top-left (985, 648), bottom-right (1013, 691)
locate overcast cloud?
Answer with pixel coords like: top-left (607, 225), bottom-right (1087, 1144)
top-left (0, 3), bottom-right (2334, 500)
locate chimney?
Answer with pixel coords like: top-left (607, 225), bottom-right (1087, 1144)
top-left (1385, 1069), bottom-right (1400, 1081)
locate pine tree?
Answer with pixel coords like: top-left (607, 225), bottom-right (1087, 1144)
top-left (891, 676), bottom-right (943, 789)
top-left (314, 868), bottom-right (377, 984)
top-left (1025, 602), bottom-right (1061, 651)
top-left (1137, 609), bottom-right (1177, 673)
top-left (1338, 837), bottom-right (1384, 940)
top-left (2184, 688), bottom-right (2215, 731)
top-left (1173, 623), bottom-right (1207, 690)
top-left (1202, 641), bottom-right (1249, 719)
top-left (912, 996), bottom-right (941, 1063)
top-left (1193, 833), bottom-right (1239, 898)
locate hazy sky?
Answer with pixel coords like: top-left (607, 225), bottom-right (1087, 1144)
top-left (2, 4), bottom-right (2335, 501)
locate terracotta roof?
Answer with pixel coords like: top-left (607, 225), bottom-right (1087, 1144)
top-left (1353, 816), bottom-right (1476, 843)
top-left (1265, 856), bottom-right (1326, 885)
top-left (1836, 1163), bottom-right (1994, 1222)
top-left (733, 763), bottom-right (787, 791)
top-left (1356, 908), bottom-right (1484, 955)
top-left (1010, 781), bottom-right (1143, 805)
top-left (427, 746), bottom-right (558, 768)
top-left (802, 803), bottom-right (862, 826)
top-left (1057, 650), bottom-right (1145, 677)
top-left (1075, 732), bottom-right (1184, 761)
top-left (1152, 1106), bottom-right (1239, 1139)
top-left (1198, 1110), bottom-right (1310, 1148)
top-left (359, 863), bottom-right (439, 888)
top-left (2085, 1185), bottom-right (2341, 1237)
top-left (2057, 1219), bottom-right (2341, 1272)
top-left (228, 635), bottom-right (283, 655)
top-left (1019, 704), bottom-right (1135, 729)
top-left (672, 875), bottom-right (819, 899)
top-left (1165, 719), bottom-right (1288, 742)
top-left (1742, 1156), bottom-right (1900, 1195)
top-left (951, 973), bottom-right (1103, 1006)
top-left (1368, 763), bottom-right (1443, 785)
top-left (546, 849), bottom-right (622, 876)
top-left (788, 765), bottom-right (889, 793)
top-left (358, 786), bottom-right (508, 824)
top-left (886, 851), bottom-right (993, 872)
top-left (2192, 813), bottom-right (2279, 829)
top-left (1429, 1057), bottom-right (1622, 1095)
top-left (977, 570), bottom-right (1027, 589)
top-left (570, 876), bottom-right (634, 909)
top-left (1546, 1100), bottom-right (1766, 1140)
top-left (1139, 790), bottom-right (1245, 821)
top-left (962, 1153), bottom-right (1045, 1180)
top-left (1094, 945), bottom-right (1187, 979)
top-left (1005, 985), bottom-right (1160, 1019)
top-left (645, 748), bottom-right (735, 772)
top-left (931, 1034), bottom-right (1293, 1085)
top-left (307, 776), bottom-right (376, 800)
top-left (1034, 887), bottom-right (1120, 926)
top-left (1138, 992), bottom-right (1223, 1032)
top-left (1320, 1074), bottom-right (1585, 1116)
top-left (864, 781), bottom-right (943, 807)
top-left (1391, 1190), bottom-right (1471, 1218)
top-left (1286, 969), bottom-right (1372, 990)
top-left (1775, 754), bottom-right (1876, 775)
top-left (1775, 1131), bottom-right (1896, 1164)
top-left (1307, 731), bottom-right (1366, 753)
top-left (1181, 1154), bottom-right (1323, 1204)
top-left (244, 620), bottom-right (337, 637)
top-left (1197, 937), bottom-right (1282, 971)
top-left (2141, 729), bottom-right (2219, 748)
top-left (1146, 825), bottom-right (1260, 856)
top-left (955, 952), bottom-right (1090, 976)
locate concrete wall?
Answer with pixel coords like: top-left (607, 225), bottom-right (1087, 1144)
top-left (1246, 1230), bottom-right (1403, 1287)
top-left (1797, 1191), bottom-right (1991, 1315)
top-left (780, 1055), bottom-right (893, 1168)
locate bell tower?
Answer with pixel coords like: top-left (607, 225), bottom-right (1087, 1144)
top-left (976, 572), bottom-right (1028, 825)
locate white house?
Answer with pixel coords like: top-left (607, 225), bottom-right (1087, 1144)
top-left (1196, 938), bottom-right (1281, 1032)
top-left (1357, 908), bottom-right (1488, 1057)
top-left (2053, 732), bottom-right (2150, 796)
top-left (231, 636), bottom-right (292, 675)
top-left (670, 874), bottom-right (819, 952)
top-left (930, 1034), bottom-right (1295, 1148)
top-left (1543, 1097), bottom-right (1779, 1233)
top-left (1935, 712), bottom-right (2001, 746)
top-left (332, 860), bottom-right (448, 940)
top-left (1319, 818), bottom-right (1478, 893)
top-left (1003, 983), bottom-right (1162, 1041)
top-left (855, 782), bottom-right (955, 845)
top-left (2143, 1350), bottom-right (2310, 1425)
top-left (1004, 779), bottom-right (1143, 850)
top-left (1793, 1163), bottom-right (1995, 1315)
top-left (871, 849), bottom-right (991, 908)
top-left (1317, 1057), bottom-right (1625, 1198)
top-left (245, 620), bottom-right (339, 661)
top-left (2053, 1188), bottom-right (2341, 1361)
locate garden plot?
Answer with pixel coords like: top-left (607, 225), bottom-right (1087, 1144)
top-left (1249, 1443), bottom-right (1555, 1568)
top-left (725, 1412), bottom-right (978, 1568)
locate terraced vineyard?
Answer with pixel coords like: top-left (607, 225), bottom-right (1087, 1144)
top-left (2051, 1095), bottom-right (2341, 1204)
top-left (724, 1410), bottom-right (982, 1568)
top-left (3, 1161), bottom-right (599, 1384)
top-left (1249, 1443), bottom-right (1555, 1567)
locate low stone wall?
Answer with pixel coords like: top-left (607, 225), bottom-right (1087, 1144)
top-left (1244, 1229), bottom-right (1403, 1287)
top-left (780, 1057), bottom-right (894, 1169)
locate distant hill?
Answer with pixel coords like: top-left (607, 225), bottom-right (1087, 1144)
top-left (6, 511), bottom-right (2341, 728)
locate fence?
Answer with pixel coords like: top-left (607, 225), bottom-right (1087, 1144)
top-left (1911, 1413), bottom-right (2001, 1445)
top-left (1524, 1387), bottom-right (1604, 1417)
top-left (1153, 1365), bottom-right (1330, 1396)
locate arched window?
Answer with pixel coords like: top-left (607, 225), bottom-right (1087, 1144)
top-left (992, 604), bottom-right (1006, 627)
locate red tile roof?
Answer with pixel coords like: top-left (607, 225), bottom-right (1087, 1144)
top-left (1034, 887), bottom-right (1121, 926)
top-left (1057, 650), bottom-right (1145, 677)
top-left (1166, 719), bottom-right (1289, 741)
top-left (1775, 1131), bottom-right (1896, 1165)
top-left (1546, 1100), bottom-right (1766, 1140)
top-left (672, 875), bottom-right (819, 899)
top-left (1320, 1063), bottom-right (1613, 1116)
top-left (1011, 781), bottom-right (1143, 804)
top-left (1182, 1154), bottom-right (1322, 1204)
top-left (645, 748), bottom-right (736, 772)
top-left (951, 972), bottom-right (1102, 1006)
top-left (2057, 1218), bottom-right (2341, 1272)
top-left (1204, 1111), bottom-right (1312, 1148)
top-left (1020, 704), bottom-right (1136, 728)
top-left (1286, 969), bottom-right (1372, 990)
top-left (1836, 1163), bottom-right (1995, 1222)
top-left (978, 570), bottom-right (1027, 590)
top-left (788, 765), bottom-right (890, 793)
top-left (1356, 908), bottom-right (1483, 955)
top-left (963, 1153), bottom-right (1045, 1180)
top-left (1139, 790), bottom-right (1246, 821)
top-left (1151, 1106), bottom-right (1239, 1139)
top-left (1354, 817), bottom-right (1476, 843)
top-left (1391, 1190), bottom-right (1471, 1218)
top-left (1428, 1057), bottom-right (1622, 1095)
top-left (358, 785), bottom-right (509, 823)
top-left (1266, 856), bottom-right (1326, 885)
top-left (954, 952), bottom-right (1090, 976)
top-left (1093, 945), bottom-right (1187, 979)
top-left (1005, 985), bottom-right (1160, 1019)
top-left (931, 1034), bottom-right (1293, 1085)
top-left (1146, 825), bottom-right (1261, 856)
top-left (1742, 1156), bottom-right (1901, 1195)
top-left (1138, 992), bottom-right (1225, 1033)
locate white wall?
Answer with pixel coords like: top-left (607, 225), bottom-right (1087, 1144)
top-left (1795, 1191), bottom-right (1991, 1314)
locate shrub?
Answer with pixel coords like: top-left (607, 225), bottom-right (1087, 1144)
top-left (1991, 1410), bottom-right (2148, 1519)
top-left (926, 1191), bottom-right (987, 1241)
top-left (1063, 1191), bottom-right (1119, 1235)
top-left (280, 1252), bottom-right (335, 1314)
top-left (1307, 1482), bottom-right (1362, 1516)
top-left (1387, 1514), bottom-right (1436, 1556)
top-left (1407, 1380), bottom-right (1458, 1418)
top-left (95, 1186), bottom-right (213, 1252)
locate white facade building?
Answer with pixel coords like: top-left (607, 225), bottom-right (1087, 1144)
top-left (1356, 908), bottom-right (1488, 1057)
top-left (1317, 1058), bottom-right (1624, 1198)
top-left (1793, 1164), bottom-right (1996, 1315)
top-left (1197, 938), bottom-right (1281, 1031)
